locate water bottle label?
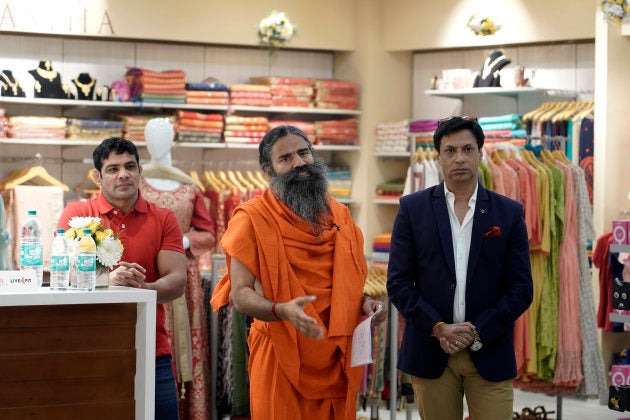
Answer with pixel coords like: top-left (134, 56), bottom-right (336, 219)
top-left (77, 254), bottom-right (96, 271)
top-left (20, 244), bottom-right (43, 265)
top-left (51, 255), bottom-right (69, 271)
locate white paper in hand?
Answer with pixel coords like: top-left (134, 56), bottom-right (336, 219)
top-left (350, 304), bottom-right (383, 367)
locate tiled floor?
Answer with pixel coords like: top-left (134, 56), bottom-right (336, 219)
top-left (357, 389), bottom-right (624, 420)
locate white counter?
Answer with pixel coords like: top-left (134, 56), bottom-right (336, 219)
top-left (0, 286), bottom-right (156, 420)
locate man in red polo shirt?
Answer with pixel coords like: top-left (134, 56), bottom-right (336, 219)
top-left (57, 137), bottom-right (187, 420)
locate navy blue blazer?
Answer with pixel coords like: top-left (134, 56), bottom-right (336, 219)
top-left (386, 182), bottom-right (533, 382)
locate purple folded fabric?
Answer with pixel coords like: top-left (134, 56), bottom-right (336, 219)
top-left (409, 119), bottom-right (438, 132)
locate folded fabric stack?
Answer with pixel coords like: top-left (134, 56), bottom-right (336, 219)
top-left (112, 113), bottom-right (175, 142)
top-left (228, 84), bottom-right (272, 107)
top-left (185, 81), bottom-right (229, 105)
top-left (250, 76), bottom-right (314, 108)
top-left (223, 115), bottom-right (269, 144)
top-left (314, 118), bottom-right (359, 146)
top-left (267, 119), bottom-right (316, 144)
top-left (7, 116), bottom-right (67, 139)
top-left (409, 119), bottom-right (439, 149)
top-left (175, 110), bottom-right (224, 143)
top-left (0, 108), bottom-right (6, 138)
top-left (375, 120), bottom-right (410, 153)
top-left (313, 79), bottom-right (358, 110)
top-left (66, 118), bottom-right (124, 140)
top-left (125, 67), bottom-right (186, 104)
top-left (478, 114), bottom-right (526, 139)
top-left (372, 232), bottom-right (391, 253)
top-left (326, 164), bottom-right (352, 199)
top-left (375, 178), bottom-right (406, 201)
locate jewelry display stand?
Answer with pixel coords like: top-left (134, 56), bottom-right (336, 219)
top-left (72, 72), bottom-right (97, 100)
top-left (28, 60), bottom-right (65, 99)
top-left (0, 70), bottom-right (26, 97)
top-left (473, 50), bottom-right (511, 88)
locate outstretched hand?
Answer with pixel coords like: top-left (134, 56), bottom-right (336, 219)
top-left (276, 295), bottom-right (324, 340)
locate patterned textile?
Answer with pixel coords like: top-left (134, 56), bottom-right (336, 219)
top-left (2, 185), bottom-right (65, 272)
top-left (140, 180), bottom-right (215, 420)
top-left (0, 196), bottom-right (11, 270)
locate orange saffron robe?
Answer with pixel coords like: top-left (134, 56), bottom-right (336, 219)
top-left (211, 189), bottom-right (367, 419)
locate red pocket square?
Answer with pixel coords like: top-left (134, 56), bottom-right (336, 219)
top-left (484, 226), bottom-right (502, 238)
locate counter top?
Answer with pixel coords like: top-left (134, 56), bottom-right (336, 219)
top-left (0, 286), bottom-right (156, 306)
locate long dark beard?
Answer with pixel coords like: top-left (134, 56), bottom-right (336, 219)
top-left (269, 157), bottom-right (331, 229)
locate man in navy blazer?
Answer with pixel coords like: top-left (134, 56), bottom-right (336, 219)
top-left (387, 116), bottom-right (533, 420)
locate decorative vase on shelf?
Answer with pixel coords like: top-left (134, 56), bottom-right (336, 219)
top-left (95, 267), bottom-right (109, 288)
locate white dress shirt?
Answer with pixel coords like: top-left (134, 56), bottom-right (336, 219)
top-left (444, 183), bottom-right (478, 323)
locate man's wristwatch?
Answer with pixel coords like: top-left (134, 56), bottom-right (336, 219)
top-left (470, 329), bottom-right (483, 351)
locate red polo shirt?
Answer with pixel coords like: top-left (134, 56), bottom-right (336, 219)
top-left (58, 191), bottom-right (184, 357)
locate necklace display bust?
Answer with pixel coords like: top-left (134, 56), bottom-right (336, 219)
top-left (28, 60), bottom-right (65, 99)
top-left (473, 50), bottom-right (511, 88)
top-left (72, 72), bottom-right (97, 100)
top-left (0, 70), bottom-right (26, 97)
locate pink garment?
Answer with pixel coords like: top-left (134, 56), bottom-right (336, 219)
top-left (498, 160), bottom-right (519, 201)
top-left (139, 180), bottom-right (215, 420)
top-left (486, 159), bottom-right (506, 196)
top-left (552, 163), bottom-right (583, 389)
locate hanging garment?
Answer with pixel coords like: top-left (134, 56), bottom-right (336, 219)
top-left (140, 180), bottom-right (215, 420)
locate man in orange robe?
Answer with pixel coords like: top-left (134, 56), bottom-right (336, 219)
top-left (211, 125), bottom-right (386, 419)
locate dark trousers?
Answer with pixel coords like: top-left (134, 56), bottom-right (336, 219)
top-left (155, 354), bottom-right (179, 420)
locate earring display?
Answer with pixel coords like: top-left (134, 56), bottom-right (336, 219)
top-left (28, 60), bottom-right (65, 99)
top-left (72, 73), bottom-right (97, 100)
top-left (0, 70), bottom-right (26, 97)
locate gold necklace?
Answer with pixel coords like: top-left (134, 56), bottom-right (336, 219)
top-left (73, 77), bottom-right (96, 96)
top-left (481, 54), bottom-right (507, 80)
top-left (36, 66), bottom-right (58, 82)
top-left (1, 72), bottom-right (19, 95)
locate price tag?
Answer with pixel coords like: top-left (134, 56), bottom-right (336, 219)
top-left (0, 270), bottom-right (39, 292)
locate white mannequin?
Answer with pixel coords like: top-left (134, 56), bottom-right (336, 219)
top-left (142, 117), bottom-right (195, 249)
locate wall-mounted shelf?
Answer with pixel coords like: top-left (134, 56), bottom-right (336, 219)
top-left (0, 96), bottom-right (361, 116)
top-left (423, 87), bottom-right (577, 100)
top-left (374, 151), bottom-right (411, 158)
top-left (0, 138), bottom-right (360, 152)
top-left (373, 198), bottom-right (400, 205)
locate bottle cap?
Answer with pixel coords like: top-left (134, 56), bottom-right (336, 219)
top-left (28, 210), bottom-right (36, 215)
top-left (56, 228), bottom-right (65, 234)
top-left (83, 229), bottom-right (92, 234)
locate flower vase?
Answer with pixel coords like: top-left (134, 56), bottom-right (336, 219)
top-left (95, 267), bottom-right (109, 288)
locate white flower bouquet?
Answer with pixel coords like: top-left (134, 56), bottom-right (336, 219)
top-left (467, 13), bottom-right (502, 36)
top-left (64, 216), bottom-right (124, 269)
top-left (258, 10), bottom-right (296, 51)
top-left (601, 0), bottom-right (628, 24)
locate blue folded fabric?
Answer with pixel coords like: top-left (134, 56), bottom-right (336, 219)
top-left (479, 122), bottom-right (522, 131)
top-left (185, 82), bottom-right (229, 92)
top-left (67, 118), bottom-right (124, 129)
top-left (478, 114), bottom-right (522, 124)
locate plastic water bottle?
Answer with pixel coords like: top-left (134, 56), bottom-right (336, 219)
top-left (76, 228), bottom-right (96, 291)
top-left (50, 228), bottom-right (70, 290)
top-left (20, 209), bottom-right (43, 286)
